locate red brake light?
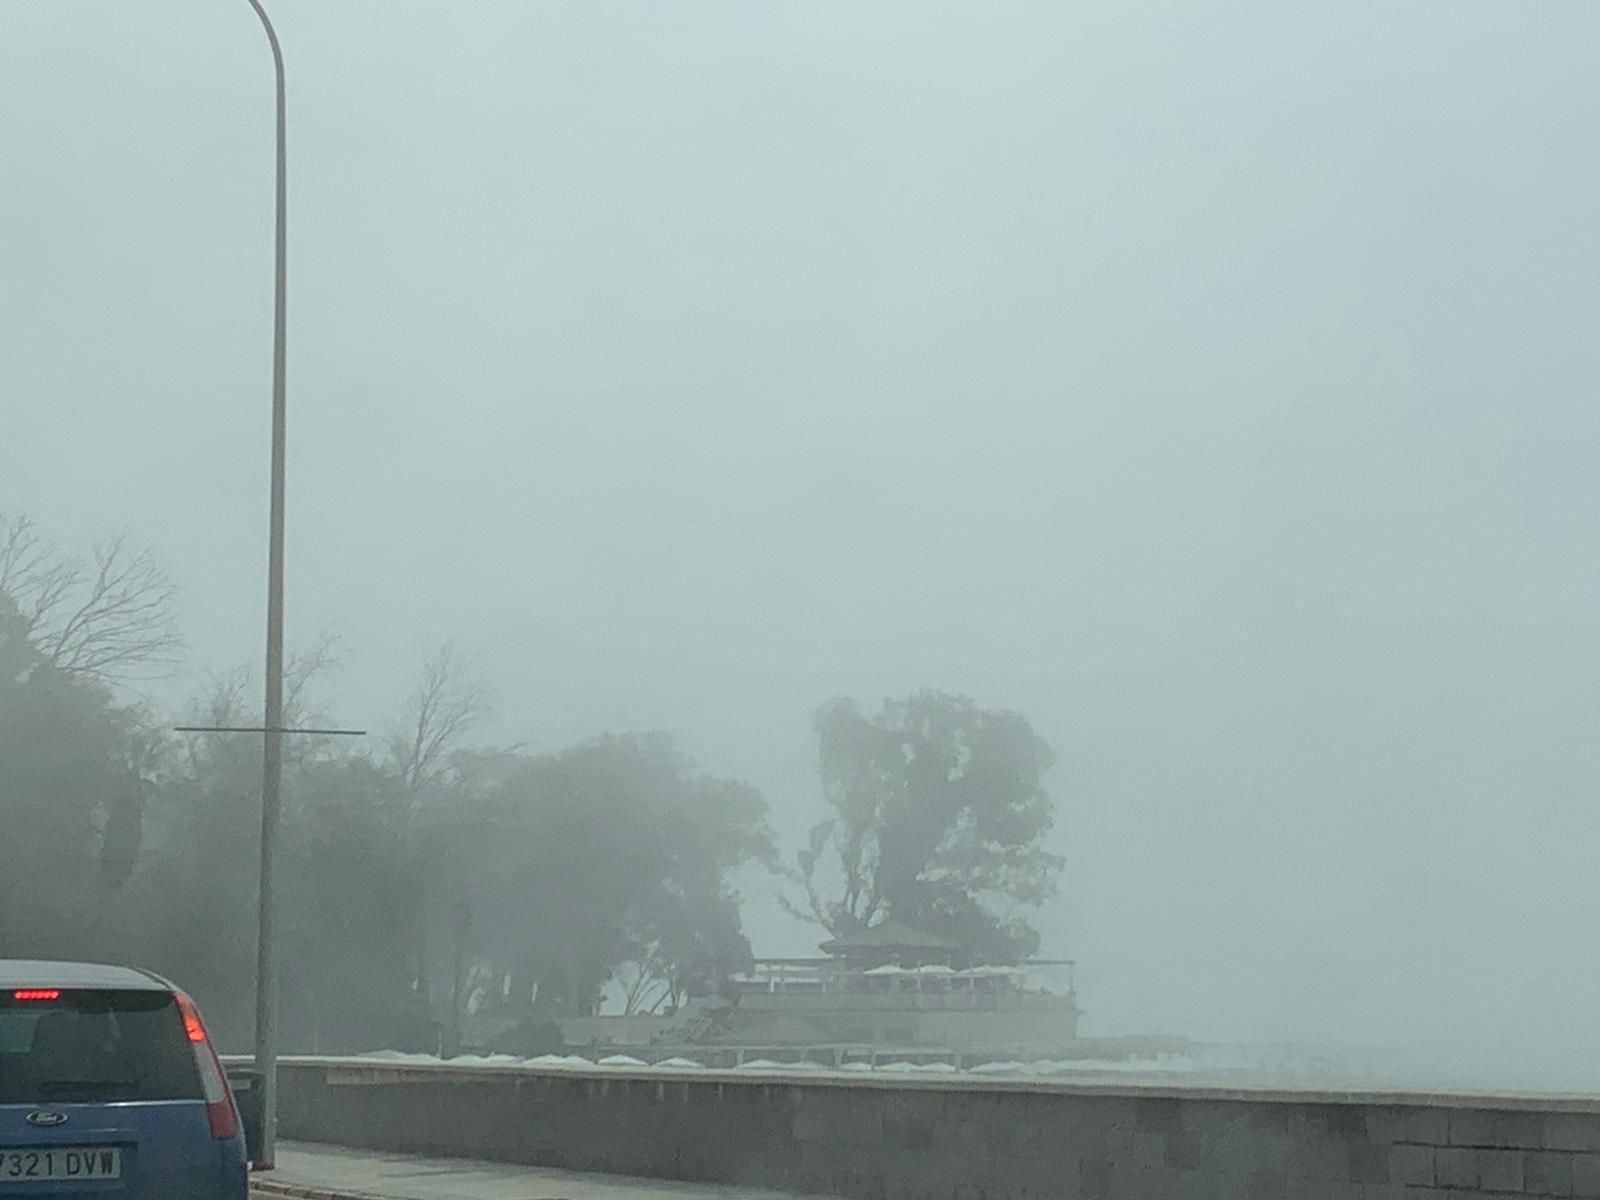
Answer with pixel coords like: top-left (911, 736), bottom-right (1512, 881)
top-left (173, 992), bottom-right (239, 1141)
top-left (179, 1005), bottom-right (206, 1042)
top-left (13, 989), bottom-right (61, 1001)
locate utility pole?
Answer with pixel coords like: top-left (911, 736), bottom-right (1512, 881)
top-left (206, 0), bottom-right (346, 1167)
top-left (178, 2), bottom-right (363, 1171)
top-left (244, 0), bottom-right (288, 1168)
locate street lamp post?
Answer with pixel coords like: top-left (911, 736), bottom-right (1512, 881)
top-left (173, 3), bottom-right (363, 1170)
top-left (244, 0), bottom-right (287, 1169)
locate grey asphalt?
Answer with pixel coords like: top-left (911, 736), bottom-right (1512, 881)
top-left (250, 1142), bottom-right (827, 1200)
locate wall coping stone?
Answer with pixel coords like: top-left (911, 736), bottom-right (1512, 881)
top-left (255, 1055), bottom-right (1600, 1115)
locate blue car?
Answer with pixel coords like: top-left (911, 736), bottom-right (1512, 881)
top-left (0, 961), bottom-right (247, 1199)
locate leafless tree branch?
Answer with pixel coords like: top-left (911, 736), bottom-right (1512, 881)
top-left (284, 632), bottom-right (343, 726)
top-left (393, 641), bottom-right (488, 794)
top-left (618, 950), bottom-right (676, 1016)
top-left (175, 671), bottom-right (254, 776)
top-left (0, 517), bottom-right (181, 687)
top-left (1, 515), bottom-right (77, 636)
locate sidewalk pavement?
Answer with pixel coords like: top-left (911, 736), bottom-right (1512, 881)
top-left (250, 1142), bottom-right (827, 1200)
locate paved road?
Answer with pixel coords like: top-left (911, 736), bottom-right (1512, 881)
top-left (251, 1142), bottom-right (827, 1200)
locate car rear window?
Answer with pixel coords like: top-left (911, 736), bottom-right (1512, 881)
top-left (0, 989), bottom-right (202, 1104)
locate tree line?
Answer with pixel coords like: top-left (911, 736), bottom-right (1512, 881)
top-left (0, 514), bottom-right (1063, 1054)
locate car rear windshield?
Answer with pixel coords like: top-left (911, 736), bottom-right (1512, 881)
top-left (0, 989), bottom-right (202, 1104)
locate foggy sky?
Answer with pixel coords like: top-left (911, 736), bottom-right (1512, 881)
top-left (4, 1), bottom-right (1599, 1077)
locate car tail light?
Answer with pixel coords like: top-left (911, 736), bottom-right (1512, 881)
top-left (174, 992), bottom-right (240, 1140)
top-left (12, 989), bottom-right (62, 1001)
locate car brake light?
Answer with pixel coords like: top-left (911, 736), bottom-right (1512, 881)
top-left (179, 1005), bottom-right (206, 1042)
top-left (13, 989), bottom-right (61, 1001)
top-left (174, 992), bottom-right (240, 1140)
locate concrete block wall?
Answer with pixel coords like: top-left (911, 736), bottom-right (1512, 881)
top-left (274, 1058), bottom-right (1600, 1199)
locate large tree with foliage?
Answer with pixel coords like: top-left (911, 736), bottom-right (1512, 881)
top-left (791, 690), bottom-right (1062, 963)
top-left (277, 755), bottom-right (420, 1052)
top-left (442, 733), bottom-right (772, 1023)
top-left (1, 512), bottom-right (777, 1055)
top-left (0, 607), bottom-right (150, 957)
top-left (0, 524), bottom-right (167, 962)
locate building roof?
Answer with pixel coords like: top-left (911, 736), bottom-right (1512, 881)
top-left (818, 919), bottom-right (962, 955)
top-left (0, 959), bottom-right (169, 991)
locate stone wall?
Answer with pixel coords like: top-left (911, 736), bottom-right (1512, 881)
top-left (274, 1057), bottom-right (1600, 1199)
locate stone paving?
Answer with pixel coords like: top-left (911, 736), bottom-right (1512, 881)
top-left (251, 1142), bottom-right (827, 1200)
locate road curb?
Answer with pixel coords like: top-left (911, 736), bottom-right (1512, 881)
top-left (250, 1178), bottom-right (395, 1200)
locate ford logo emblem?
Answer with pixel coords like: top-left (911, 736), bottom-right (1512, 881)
top-left (25, 1110), bottom-right (68, 1127)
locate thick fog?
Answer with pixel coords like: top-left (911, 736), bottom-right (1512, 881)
top-left (4, 1), bottom-right (1599, 1085)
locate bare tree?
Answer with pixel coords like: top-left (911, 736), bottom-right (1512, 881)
top-left (1, 515), bottom-right (78, 630)
top-left (393, 642), bottom-right (489, 1034)
top-left (392, 641), bottom-right (488, 794)
top-left (287, 636), bottom-right (340, 717)
top-left (617, 953), bottom-right (676, 1017)
top-left (170, 634), bottom-right (344, 775)
top-left (178, 669), bottom-right (254, 776)
top-left (0, 514), bottom-right (181, 686)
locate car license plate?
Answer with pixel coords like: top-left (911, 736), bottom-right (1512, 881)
top-left (0, 1146), bottom-right (121, 1182)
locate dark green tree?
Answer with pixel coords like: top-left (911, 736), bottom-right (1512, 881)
top-left (0, 534), bottom-right (165, 963)
top-left (127, 675), bottom-right (269, 1048)
top-left (277, 755), bottom-right (419, 1052)
top-left (127, 649), bottom-right (410, 1053)
top-left (443, 733), bottom-right (771, 1019)
top-left (2, 512), bottom-right (778, 1053)
top-left (791, 690), bottom-right (1062, 963)
top-left (0, 649), bottom-right (147, 957)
